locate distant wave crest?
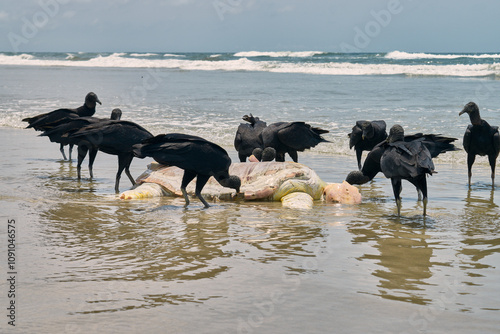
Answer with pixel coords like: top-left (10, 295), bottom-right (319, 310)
top-left (2, 53), bottom-right (35, 61)
top-left (163, 53), bottom-right (183, 57)
top-left (386, 50), bottom-right (500, 60)
top-left (234, 51), bottom-right (326, 58)
top-left (0, 52), bottom-right (499, 77)
top-left (130, 53), bottom-right (159, 57)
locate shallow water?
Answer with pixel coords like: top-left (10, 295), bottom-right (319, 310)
top-left (1, 126), bottom-right (500, 333)
top-left (1, 58), bottom-right (500, 332)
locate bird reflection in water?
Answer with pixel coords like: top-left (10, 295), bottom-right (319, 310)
top-left (349, 220), bottom-right (435, 305)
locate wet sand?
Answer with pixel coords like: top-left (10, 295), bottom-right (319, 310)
top-left (1, 127), bottom-right (499, 333)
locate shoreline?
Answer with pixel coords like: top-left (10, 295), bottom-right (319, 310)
top-left (1, 125), bottom-right (494, 210)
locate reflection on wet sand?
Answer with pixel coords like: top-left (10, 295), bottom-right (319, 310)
top-left (23, 149), bottom-right (500, 328)
top-left (38, 200), bottom-right (231, 281)
top-left (35, 173), bottom-right (331, 315)
top-left (459, 186), bottom-right (500, 300)
top-left (234, 203), bottom-right (326, 265)
top-left (346, 178), bottom-right (500, 311)
top-left (349, 217), bottom-right (436, 305)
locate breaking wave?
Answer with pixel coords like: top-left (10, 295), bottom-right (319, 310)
top-left (385, 50), bottom-right (500, 60)
top-left (0, 51), bottom-right (498, 77)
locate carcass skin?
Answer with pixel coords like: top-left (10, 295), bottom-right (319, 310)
top-left (120, 162), bottom-right (361, 208)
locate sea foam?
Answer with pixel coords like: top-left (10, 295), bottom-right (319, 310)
top-left (0, 52), bottom-right (498, 77)
top-left (234, 51), bottom-right (325, 58)
top-left (386, 50), bottom-right (500, 60)
top-left (130, 53), bottom-right (159, 57)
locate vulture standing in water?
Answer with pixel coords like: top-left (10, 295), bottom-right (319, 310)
top-left (459, 102), bottom-right (500, 186)
top-left (68, 119), bottom-right (153, 193)
top-left (134, 133), bottom-right (241, 208)
top-left (379, 125), bottom-right (436, 216)
top-left (22, 92), bottom-right (102, 160)
top-left (346, 132), bottom-right (458, 185)
top-left (348, 120), bottom-right (387, 170)
top-left (234, 114), bottom-right (267, 162)
top-left (346, 126), bottom-right (459, 216)
top-left (260, 121), bottom-right (329, 162)
top-left (40, 108), bottom-right (122, 179)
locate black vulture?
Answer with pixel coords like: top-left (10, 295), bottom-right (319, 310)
top-left (40, 109), bottom-right (122, 179)
top-left (459, 102), bottom-right (500, 186)
top-left (260, 122), bottom-right (329, 162)
top-left (22, 92), bottom-right (101, 160)
top-left (380, 125), bottom-right (436, 216)
top-left (250, 147), bottom-right (276, 162)
top-left (68, 119), bottom-right (152, 193)
top-left (133, 133), bottom-right (241, 208)
top-left (348, 120), bottom-right (387, 170)
top-left (345, 142), bottom-right (385, 186)
top-left (346, 132), bottom-right (459, 185)
top-left (261, 147), bottom-right (276, 162)
top-left (234, 114), bottom-right (267, 162)
top-left (251, 148), bottom-right (263, 161)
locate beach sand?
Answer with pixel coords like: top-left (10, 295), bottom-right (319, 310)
top-left (1, 125), bottom-right (500, 333)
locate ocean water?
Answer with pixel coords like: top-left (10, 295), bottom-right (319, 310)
top-left (1, 51), bottom-right (500, 333)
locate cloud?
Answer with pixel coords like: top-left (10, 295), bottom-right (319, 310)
top-left (62, 10), bottom-right (76, 19)
top-left (172, 0), bottom-right (193, 5)
top-left (277, 5), bottom-right (295, 13)
top-left (0, 10), bottom-right (9, 22)
top-left (161, 0), bottom-right (195, 6)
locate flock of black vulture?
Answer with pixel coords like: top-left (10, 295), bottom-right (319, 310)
top-left (22, 92), bottom-right (500, 214)
top-left (346, 102), bottom-right (500, 216)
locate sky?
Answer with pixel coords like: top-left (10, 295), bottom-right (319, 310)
top-left (0, 0), bottom-right (499, 53)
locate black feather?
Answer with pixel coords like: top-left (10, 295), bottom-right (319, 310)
top-left (260, 121), bottom-right (329, 162)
